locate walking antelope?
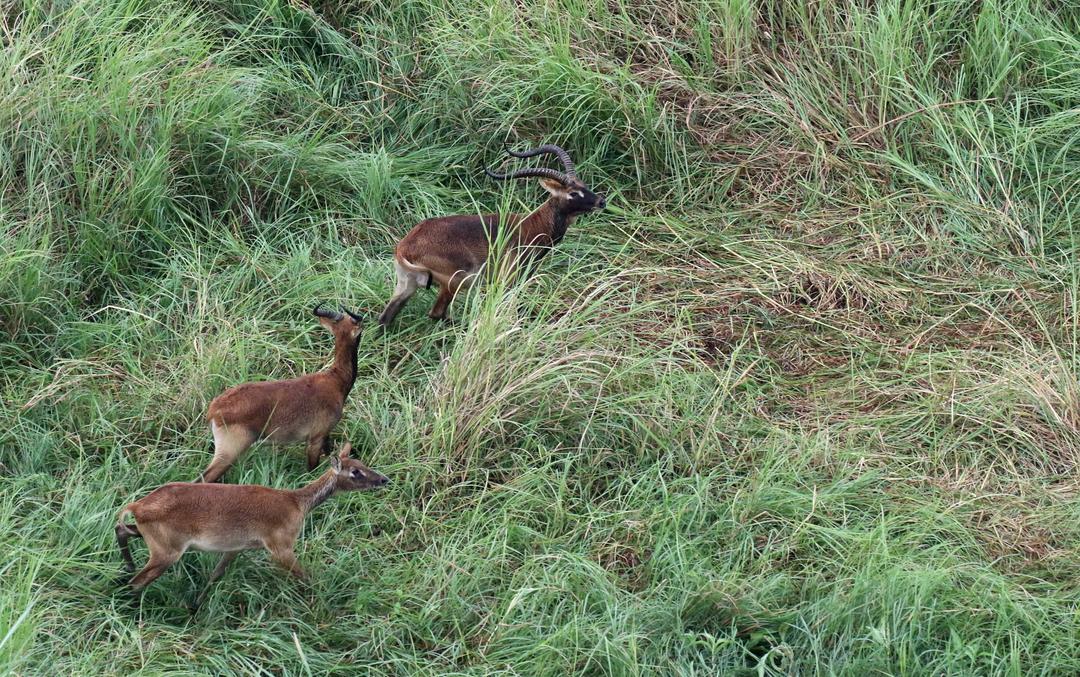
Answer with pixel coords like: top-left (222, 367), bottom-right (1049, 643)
top-left (116, 442), bottom-right (387, 606)
top-left (377, 143), bottom-right (606, 325)
top-left (199, 303), bottom-right (363, 483)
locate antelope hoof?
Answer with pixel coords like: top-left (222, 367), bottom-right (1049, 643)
top-left (377, 307), bottom-right (398, 327)
top-left (121, 586), bottom-right (143, 607)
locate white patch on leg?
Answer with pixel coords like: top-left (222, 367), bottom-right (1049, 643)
top-left (389, 261), bottom-right (421, 302)
top-left (210, 419), bottom-right (224, 450)
top-left (398, 256), bottom-right (430, 288)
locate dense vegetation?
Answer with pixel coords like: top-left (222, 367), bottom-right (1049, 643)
top-left (2, 0), bottom-right (1079, 674)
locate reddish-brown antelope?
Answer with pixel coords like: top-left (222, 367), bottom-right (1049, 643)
top-left (116, 442), bottom-right (387, 606)
top-left (377, 143), bottom-right (606, 326)
top-left (199, 303), bottom-right (363, 483)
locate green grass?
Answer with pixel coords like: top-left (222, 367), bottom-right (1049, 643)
top-left (2, 0), bottom-right (1079, 674)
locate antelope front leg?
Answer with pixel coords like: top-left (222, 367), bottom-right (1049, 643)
top-left (268, 546), bottom-right (307, 580)
top-left (305, 435), bottom-right (328, 471)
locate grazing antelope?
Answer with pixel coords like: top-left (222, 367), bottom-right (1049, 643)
top-left (377, 143), bottom-right (606, 326)
top-left (199, 303), bottom-right (363, 483)
top-left (116, 442), bottom-right (387, 607)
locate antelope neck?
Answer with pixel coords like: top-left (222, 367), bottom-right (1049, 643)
top-left (330, 334), bottom-right (360, 396)
top-left (293, 468), bottom-right (338, 511)
top-left (518, 198), bottom-right (572, 246)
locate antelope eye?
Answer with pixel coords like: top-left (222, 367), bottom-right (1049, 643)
top-left (350, 469), bottom-right (361, 478)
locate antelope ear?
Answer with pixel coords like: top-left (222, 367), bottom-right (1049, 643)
top-left (539, 178), bottom-right (570, 199)
top-left (330, 454), bottom-right (342, 472)
top-left (339, 442), bottom-right (352, 460)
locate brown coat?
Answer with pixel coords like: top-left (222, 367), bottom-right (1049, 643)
top-left (378, 177), bottom-right (605, 325)
top-left (116, 443), bottom-right (387, 606)
top-left (199, 310), bottom-right (363, 482)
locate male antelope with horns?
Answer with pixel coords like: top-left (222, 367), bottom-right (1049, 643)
top-left (199, 303), bottom-right (364, 483)
top-left (378, 143), bottom-right (606, 326)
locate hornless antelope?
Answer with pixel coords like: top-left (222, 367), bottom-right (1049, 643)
top-left (199, 303), bottom-right (363, 483)
top-left (116, 442), bottom-right (387, 606)
top-left (377, 143), bottom-right (606, 326)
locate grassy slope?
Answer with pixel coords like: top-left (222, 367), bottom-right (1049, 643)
top-left (2, 0), bottom-right (1079, 674)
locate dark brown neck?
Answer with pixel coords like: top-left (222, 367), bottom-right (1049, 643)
top-left (517, 198), bottom-right (574, 247)
top-left (328, 334), bottom-right (359, 397)
top-left (292, 469), bottom-right (338, 512)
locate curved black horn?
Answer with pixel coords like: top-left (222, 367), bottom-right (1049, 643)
top-left (313, 302), bottom-right (343, 320)
top-left (504, 143), bottom-right (576, 177)
top-left (484, 166), bottom-right (573, 185)
top-left (341, 306), bottom-right (363, 323)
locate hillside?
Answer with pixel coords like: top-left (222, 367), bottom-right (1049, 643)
top-left (2, 1), bottom-right (1079, 674)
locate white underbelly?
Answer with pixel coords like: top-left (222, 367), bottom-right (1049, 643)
top-left (188, 537), bottom-right (259, 552)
